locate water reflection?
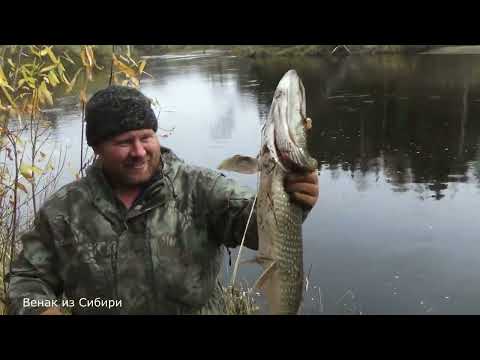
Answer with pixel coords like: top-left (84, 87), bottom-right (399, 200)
top-left (243, 55), bottom-right (480, 201)
top-left (209, 106), bottom-right (235, 140)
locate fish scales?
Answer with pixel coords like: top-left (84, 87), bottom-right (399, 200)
top-left (256, 152), bottom-right (304, 314)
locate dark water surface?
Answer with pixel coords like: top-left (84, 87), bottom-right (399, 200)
top-left (48, 51), bottom-right (480, 314)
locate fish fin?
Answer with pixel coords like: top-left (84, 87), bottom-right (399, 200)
top-left (218, 155), bottom-right (259, 174)
top-left (253, 258), bottom-right (277, 290)
top-left (240, 257), bottom-right (259, 265)
top-left (240, 255), bottom-right (272, 266)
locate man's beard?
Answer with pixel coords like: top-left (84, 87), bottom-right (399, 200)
top-left (102, 151), bottom-right (161, 190)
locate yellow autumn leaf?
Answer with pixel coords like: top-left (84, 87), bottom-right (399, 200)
top-left (20, 68), bottom-right (36, 87)
top-left (1, 85), bottom-right (16, 107)
top-left (17, 90), bottom-right (30, 98)
top-left (94, 61), bottom-right (103, 71)
top-left (34, 86), bottom-right (42, 106)
top-left (29, 46), bottom-right (41, 57)
top-left (112, 54), bottom-right (137, 78)
top-left (65, 68), bottom-right (82, 91)
top-left (38, 81), bottom-right (53, 106)
top-left (0, 68), bottom-right (13, 86)
top-left (88, 46), bottom-right (102, 70)
top-left (19, 164), bottom-right (33, 179)
top-left (130, 77), bottom-right (139, 88)
top-left (15, 181), bottom-right (28, 194)
top-left (14, 136), bottom-right (24, 146)
top-left (20, 163), bottom-right (43, 180)
top-left (79, 88), bottom-right (87, 105)
top-left (138, 60), bottom-right (146, 75)
top-left (112, 72), bottom-right (121, 85)
top-left (39, 46), bottom-right (51, 57)
top-left (27, 88), bottom-right (39, 111)
top-left (48, 70), bottom-right (60, 87)
top-left (7, 58), bottom-right (15, 69)
top-left (61, 71), bottom-right (71, 86)
top-left (0, 81), bottom-right (14, 92)
top-left (0, 66), bottom-right (8, 83)
top-left (58, 61), bottom-right (66, 76)
top-left (86, 67), bottom-right (92, 81)
top-left (40, 64), bottom-right (57, 73)
top-left (127, 54), bottom-right (138, 67)
top-left (17, 78), bottom-right (27, 88)
top-left (32, 166), bottom-right (43, 176)
top-left (45, 161), bottom-right (54, 172)
top-left (85, 46), bottom-right (94, 67)
top-left (119, 54), bottom-right (130, 64)
top-left (62, 51), bottom-right (75, 64)
top-left (80, 47), bottom-right (88, 67)
top-left (46, 47), bottom-right (59, 64)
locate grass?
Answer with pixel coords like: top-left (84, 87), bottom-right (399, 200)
top-left (221, 283), bottom-right (260, 315)
top-left (195, 280), bottom-right (260, 315)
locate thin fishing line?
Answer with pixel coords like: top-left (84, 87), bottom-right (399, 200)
top-left (230, 112), bottom-right (265, 286)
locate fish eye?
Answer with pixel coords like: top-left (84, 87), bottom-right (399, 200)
top-left (303, 117), bottom-right (312, 130)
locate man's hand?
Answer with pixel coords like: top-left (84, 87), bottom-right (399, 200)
top-left (284, 171), bottom-right (319, 209)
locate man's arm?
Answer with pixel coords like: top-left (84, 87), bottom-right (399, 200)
top-left (206, 170), bottom-right (319, 250)
top-left (206, 173), bottom-right (259, 250)
top-left (5, 209), bottom-right (64, 315)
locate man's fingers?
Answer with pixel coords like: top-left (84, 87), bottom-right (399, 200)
top-left (286, 171), bottom-right (318, 184)
top-left (285, 182), bottom-right (319, 197)
top-left (291, 192), bottom-right (316, 209)
top-left (284, 171), bottom-right (319, 209)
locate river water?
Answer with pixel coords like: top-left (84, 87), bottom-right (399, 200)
top-left (30, 50), bottom-right (480, 314)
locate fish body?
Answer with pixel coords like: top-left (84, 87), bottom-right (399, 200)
top-left (218, 69), bottom-right (317, 314)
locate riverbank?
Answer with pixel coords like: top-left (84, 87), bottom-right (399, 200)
top-left (3, 45), bottom-right (477, 63)
top-left (227, 45), bottom-right (473, 58)
top-left (134, 45), bottom-right (465, 59)
top-left (420, 45), bottom-right (480, 54)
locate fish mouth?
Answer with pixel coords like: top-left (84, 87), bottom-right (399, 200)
top-left (267, 70), bottom-right (317, 172)
top-left (274, 131), bottom-right (317, 173)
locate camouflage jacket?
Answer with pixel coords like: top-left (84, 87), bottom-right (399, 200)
top-left (6, 147), bottom-right (260, 315)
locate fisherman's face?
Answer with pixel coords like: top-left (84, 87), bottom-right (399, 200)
top-left (94, 129), bottom-right (161, 188)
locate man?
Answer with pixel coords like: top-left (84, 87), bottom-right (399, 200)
top-left (6, 85), bottom-right (319, 315)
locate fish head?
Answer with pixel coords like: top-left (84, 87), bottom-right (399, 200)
top-left (263, 69), bottom-right (317, 173)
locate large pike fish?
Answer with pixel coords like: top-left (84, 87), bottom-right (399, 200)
top-left (218, 69), bottom-right (317, 314)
